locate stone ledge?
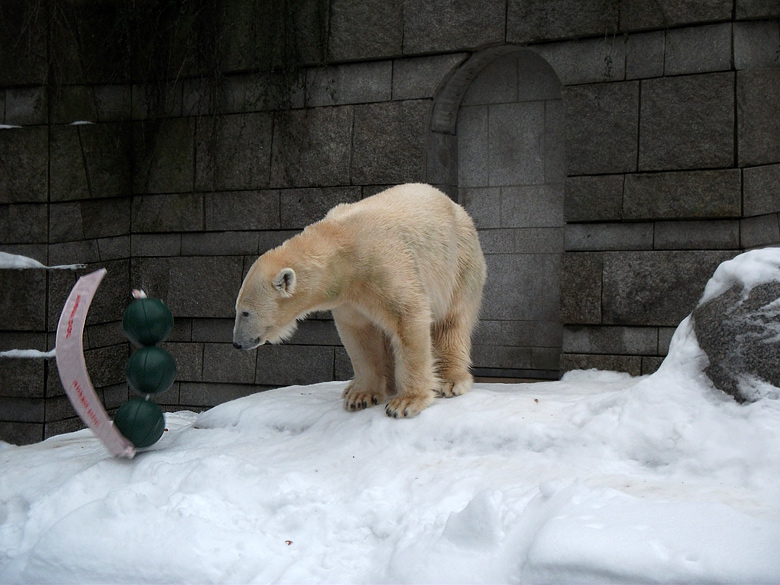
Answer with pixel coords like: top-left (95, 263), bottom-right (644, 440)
top-left (563, 325), bottom-right (658, 355)
top-left (654, 220), bottom-right (740, 250)
top-left (623, 169), bottom-right (741, 220)
top-left (560, 353), bottom-right (643, 376)
top-left (565, 223), bottom-right (653, 251)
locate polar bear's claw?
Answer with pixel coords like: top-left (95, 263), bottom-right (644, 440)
top-left (385, 395), bottom-right (432, 418)
top-left (343, 383), bottom-right (385, 412)
top-left (436, 377), bottom-right (472, 398)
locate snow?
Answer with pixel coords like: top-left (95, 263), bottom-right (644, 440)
top-left (2, 324), bottom-right (780, 583)
top-left (1, 248), bottom-right (780, 583)
top-left (700, 247), bottom-right (780, 304)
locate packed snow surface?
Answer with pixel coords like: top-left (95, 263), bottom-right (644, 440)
top-left (2, 317), bottom-right (780, 583)
top-left (2, 248), bottom-right (780, 583)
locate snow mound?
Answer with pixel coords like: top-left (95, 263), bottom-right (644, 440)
top-left (2, 367), bottom-right (780, 583)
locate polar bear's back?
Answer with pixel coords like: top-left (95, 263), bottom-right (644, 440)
top-left (325, 183), bottom-right (483, 319)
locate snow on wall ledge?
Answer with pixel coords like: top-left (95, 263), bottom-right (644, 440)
top-left (0, 251), bottom-right (84, 271)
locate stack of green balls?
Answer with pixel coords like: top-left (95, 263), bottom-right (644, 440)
top-left (113, 295), bottom-right (177, 449)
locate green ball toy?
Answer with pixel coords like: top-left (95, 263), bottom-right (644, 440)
top-left (113, 398), bottom-right (165, 448)
top-left (126, 346), bottom-right (177, 395)
top-left (122, 297), bottom-right (173, 347)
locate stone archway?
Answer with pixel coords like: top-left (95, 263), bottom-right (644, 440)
top-left (429, 48), bottom-right (564, 379)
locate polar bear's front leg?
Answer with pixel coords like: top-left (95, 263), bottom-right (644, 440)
top-left (333, 306), bottom-right (389, 411)
top-left (385, 318), bottom-right (437, 418)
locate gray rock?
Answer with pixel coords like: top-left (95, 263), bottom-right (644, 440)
top-left (693, 281), bottom-right (780, 402)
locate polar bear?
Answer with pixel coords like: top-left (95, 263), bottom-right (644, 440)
top-left (233, 183), bottom-right (486, 418)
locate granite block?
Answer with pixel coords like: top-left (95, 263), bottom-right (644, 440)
top-left (306, 61), bottom-right (392, 106)
top-left (132, 193), bottom-right (204, 233)
top-left (533, 37), bottom-right (626, 85)
top-left (734, 20), bottom-right (780, 69)
top-left (271, 106), bottom-right (353, 188)
top-left (501, 185), bottom-right (564, 228)
top-left (0, 205), bottom-right (47, 244)
top-left (507, 0), bottom-right (619, 43)
top-left (351, 101), bottom-right (429, 185)
top-left (563, 81), bottom-right (639, 175)
top-left (255, 344), bottom-right (335, 386)
top-left (620, 0), bottom-right (732, 31)
top-left (623, 170), bottom-right (741, 219)
top-left (665, 23), bottom-right (732, 75)
top-left (654, 220), bottom-right (740, 250)
top-left (625, 31), bottom-right (665, 80)
top-left (602, 251), bottom-right (734, 326)
top-left (482, 253), bottom-right (560, 322)
top-left (738, 68), bottom-right (780, 167)
top-left (196, 113), bottom-right (274, 191)
top-left (639, 73), bottom-right (735, 171)
top-left (0, 127), bottom-right (48, 203)
top-left (563, 325), bottom-right (658, 355)
top-left (403, 0), bottom-right (504, 54)
top-left (203, 343), bottom-right (255, 383)
top-left (744, 164), bottom-right (780, 217)
top-left (280, 187), bottom-right (361, 229)
top-left (0, 270), bottom-right (46, 330)
top-left (489, 102), bottom-right (545, 186)
top-left (740, 214), bottom-right (780, 248)
top-left (133, 118), bottom-right (195, 193)
top-left (560, 252), bottom-right (602, 324)
top-left (393, 54), bottom-right (468, 100)
top-left (565, 223), bottom-right (653, 251)
top-left (328, 0), bottom-right (403, 61)
top-left (564, 175), bottom-right (624, 222)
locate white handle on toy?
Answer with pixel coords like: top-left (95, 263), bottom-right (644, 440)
top-left (55, 269), bottom-right (135, 458)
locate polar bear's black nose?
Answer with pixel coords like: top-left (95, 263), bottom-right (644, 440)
top-left (232, 341), bottom-right (243, 349)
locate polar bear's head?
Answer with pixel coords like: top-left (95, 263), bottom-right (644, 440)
top-left (233, 263), bottom-right (299, 350)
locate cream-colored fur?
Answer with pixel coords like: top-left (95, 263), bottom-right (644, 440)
top-left (233, 183), bottom-right (487, 418)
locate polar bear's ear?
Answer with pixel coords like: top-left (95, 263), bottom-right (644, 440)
top-left (273, 268), bottom-right (296, 298)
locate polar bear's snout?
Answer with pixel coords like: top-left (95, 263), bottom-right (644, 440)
top-left (233, 312), bottom-right (262, 350)
top-left (232, 337), bottom-right (260, 350)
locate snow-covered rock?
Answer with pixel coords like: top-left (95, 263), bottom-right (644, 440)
top-left (690, 248), bottom-right (780, 402)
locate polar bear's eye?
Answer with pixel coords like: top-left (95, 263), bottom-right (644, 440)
top-left (240, 311), bottom-right (250, 318)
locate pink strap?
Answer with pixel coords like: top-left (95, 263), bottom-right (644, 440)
top-left (55, 269), bottom-right (135, 458)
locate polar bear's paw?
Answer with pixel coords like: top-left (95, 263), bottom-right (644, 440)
top-left (385, 394), bottom-right (434, 418)
top-left (342, 383), bottom-right (384, 411)
top-left (436, 377), bottom-right (472, 398)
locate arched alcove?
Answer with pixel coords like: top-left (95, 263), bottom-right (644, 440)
top-left (430, 48), bottom-right (564, 379)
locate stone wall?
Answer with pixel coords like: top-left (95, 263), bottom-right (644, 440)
top-left (1, 0), bottom-right (779, 444)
